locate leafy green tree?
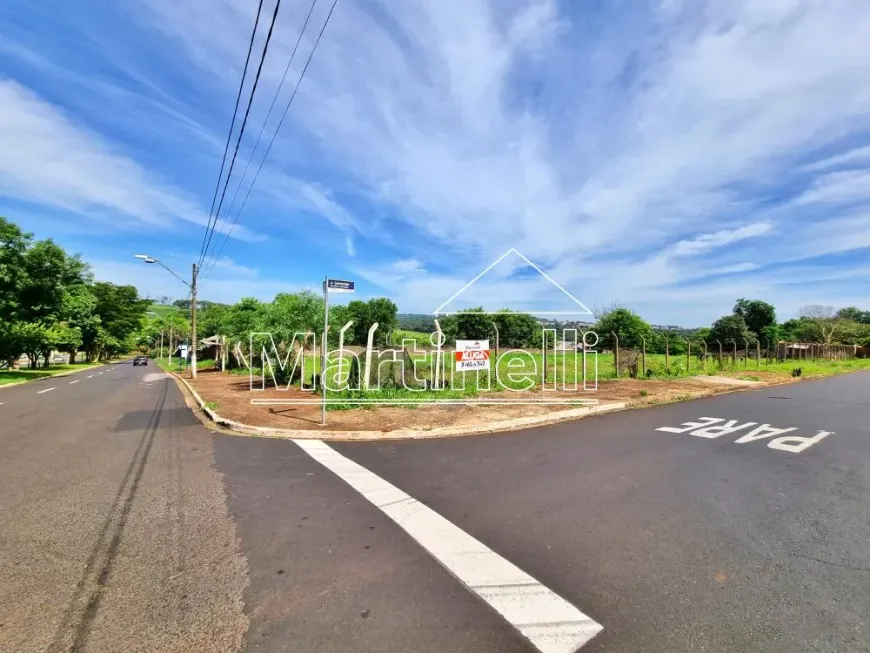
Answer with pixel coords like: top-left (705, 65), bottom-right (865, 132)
top-left (224, 298), bottom-right (267, 343)
top-left (89, 282), bottom-right (149, 359)
top-left (709, 314), bottom-right (751, 345)
top-left (263, 291), bottom-right (324, 344)
top-left (733, 298), bottom-right (776, 337)
top-left (493, 310), bottom-right (539, 348)
top-left (836, 306), bottom-right (870, 324)
top-left (759, 324), bottom-right (781, 346)
top-left (780, 318), bottom-right (816, 342)
top-left (0, 217), bottom-right (30, 323)
top-left (595, 308), bottom-right (654, 350)
top-left (346, 298), bottom-right (398, 346)
top-left (439, 308), bottom-right (492, 345)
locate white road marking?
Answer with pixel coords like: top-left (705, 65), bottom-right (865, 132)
top-left (98, 372), bottom-right (104, 375)
top-left (86, 375), bottom-right (94, 379)
top-left (69, 380), bottom-right (79, 385)
top-left (295, 439), bottom-right (603, 652)
top-left (656, 417), bottom-right (832, 453)
top-left (37, 387), bottom-right (55, 394)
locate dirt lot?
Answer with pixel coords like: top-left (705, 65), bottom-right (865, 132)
top-left (182, 370), bottom-right (786, 433)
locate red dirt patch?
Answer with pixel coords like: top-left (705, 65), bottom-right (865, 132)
top-left (183, 370), bottom-right (754, 433)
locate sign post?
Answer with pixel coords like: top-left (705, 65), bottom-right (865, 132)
top-left (321, 278), bottom-right (355, 425)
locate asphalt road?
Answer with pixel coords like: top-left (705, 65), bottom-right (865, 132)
top-left (0, 362), bottom-right (247, 653)
top-left (3, 365), bottom-right (870, 652)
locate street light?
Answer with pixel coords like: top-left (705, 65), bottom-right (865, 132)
top-left (134, 254), bottom-right (199, 378)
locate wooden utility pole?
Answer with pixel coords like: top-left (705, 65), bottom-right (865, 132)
top-left (190, 263), bottom-right (198, 378)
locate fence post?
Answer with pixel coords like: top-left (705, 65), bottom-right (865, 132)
top-left (612, 332), bottom-right (619, 378)
top-left (640, 335), bottom-right (647, 377)
top-left (685, 338), bottom-right (691, 374)
top-left (744, 338), bottom-right (750, 367)
top-left (755, 339), bottom-right (760, 368)
top-left (664, 336), bottom-right (670, 371)
top-left (716, 340), bottom-right (723, 367)
top-left (702, 341), bottom-right (708, 369)
top-left (730, 339), bottom-right (737, 367)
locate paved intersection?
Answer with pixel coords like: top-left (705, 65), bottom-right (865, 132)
top-left (2, 364), bottom-right (869, 651)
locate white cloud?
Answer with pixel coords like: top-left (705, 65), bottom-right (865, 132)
top-left (0, 79), bottom-right (260, 240)
top-left (665, 222), bottom-right (774, 258)
top-left (802, 145), bottom-right (870, 172)
top-left (11, 0), bottom-right (870, 323)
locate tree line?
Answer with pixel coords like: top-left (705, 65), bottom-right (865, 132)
top-left (144, 293), bottom-right (401, 353)
top-left (595, 299), bottom-right (870, 354)
top-left (1, 217), bottom-right (150, 368)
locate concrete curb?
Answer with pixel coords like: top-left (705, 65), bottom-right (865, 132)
top-left (167, 368), bottom-right (870, 442)
top-left (166, 370), bottom-right (628, 441)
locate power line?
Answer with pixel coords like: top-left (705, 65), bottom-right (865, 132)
top-left (213, 0), bottom-right (320, 240)
top-left (200, 0), bottom-right (284, 269)
top-left (201, 0), bottom-right (339, 282)
top-left (198, 0), bottom-right (265, 267)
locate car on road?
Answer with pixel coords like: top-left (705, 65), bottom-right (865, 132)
top-left (133, 355), bottom-right (148, 366)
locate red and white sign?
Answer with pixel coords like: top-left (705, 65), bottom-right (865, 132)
top-left (455, 339), bottom-right (491, 372)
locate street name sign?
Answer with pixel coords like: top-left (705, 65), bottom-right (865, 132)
top-left (326, 279), bottom-right (355, 293)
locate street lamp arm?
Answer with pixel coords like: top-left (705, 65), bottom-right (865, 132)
top-left (154, 259), bottom-right (192, 289)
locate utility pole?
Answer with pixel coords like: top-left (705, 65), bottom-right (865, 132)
top-left (191, 263), bottom-right (198, 378)
top-left (321, 276), bottom-right (329, 425)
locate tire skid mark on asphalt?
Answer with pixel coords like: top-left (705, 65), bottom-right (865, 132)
top-left (294, 439), bottom-right (603, 653)
top-left (47, 381), bottom-right (168, 653)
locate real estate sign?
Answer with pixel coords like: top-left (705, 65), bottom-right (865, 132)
top-left (455, 339), bottom-right (490, 372)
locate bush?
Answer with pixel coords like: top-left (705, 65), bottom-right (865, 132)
top-left (791, 367), bottom-right (803, 377)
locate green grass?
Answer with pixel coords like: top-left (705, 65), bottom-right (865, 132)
top-left (0, 362), bottom-right (102, 386)
top-left (218, 348), bottom-right (870, 410)
top-left (392, 329), bottom-right (433, 347)
top-left (153, 356), bottom-right (216, 374)
top-left (147, 304), bottom-right (186, 318)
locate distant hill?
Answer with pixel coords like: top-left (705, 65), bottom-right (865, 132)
top-left (397, 313), bottom-right (437, 333)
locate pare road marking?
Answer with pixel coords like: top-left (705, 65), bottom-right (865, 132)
top-left (657, 417), bottom-right (831, 453)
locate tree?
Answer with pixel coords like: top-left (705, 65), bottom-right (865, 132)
top-left (594, 308), bottom-right (653, 350)
top-left (798, 305), bottom-right (843, 345)
top-left (836, 306), bottom-right (870, 324)
top-left (224, 297), bottom-right (266, 342)
top-left (493, 310), bottom-right (539, 348)
top-left (263, 291), bottom-right (324, 344)
top-left (345, 298), bottom-right (398, 346)
top-left (733, 298), bottom-right (776, 337)
top-left (439, 308), bottom-right (493, 345)
top-left (708, 314), bottom-right (751, 345)
top-left (89, 282), bottom-right (149, 358)
top-left (0, 217), bottom-right (30, 323)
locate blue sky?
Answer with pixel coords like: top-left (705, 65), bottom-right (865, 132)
top-left (2, 0), bottom-right (870, 326)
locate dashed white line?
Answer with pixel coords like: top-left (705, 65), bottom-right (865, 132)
top-left (37, 387), bottom-right (55, 394)
top-left (98, 372), bottom-right (104, 375)
top-left (69, 380), bottom-right (79, 385)
top-left (294, 440), bottom-right (603, 652)
top-left (87, 375), bottom-right (94, 379)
